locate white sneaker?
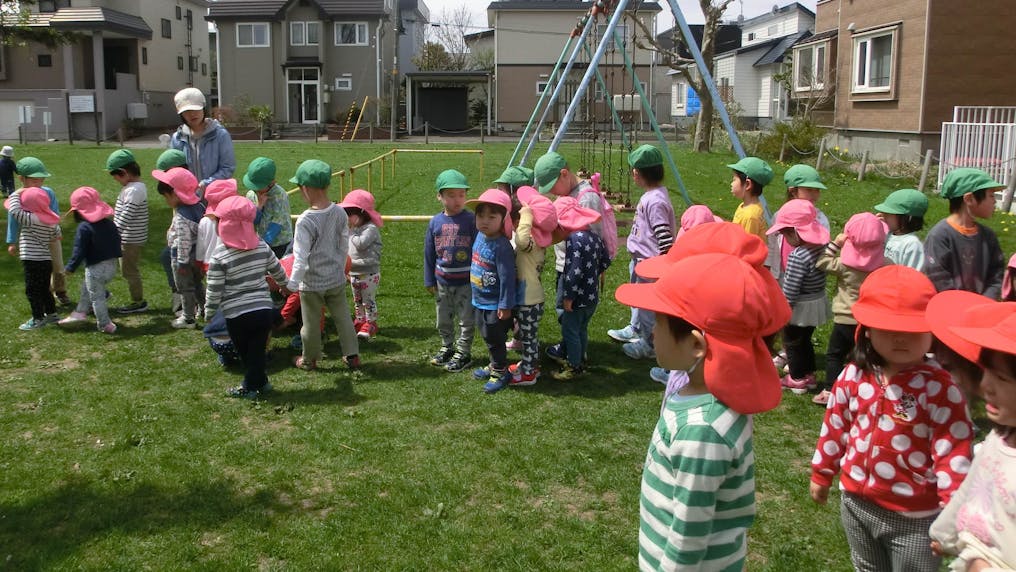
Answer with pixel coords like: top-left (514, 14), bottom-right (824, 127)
top-left (623, 338), bottom-right (656, 360)
top-left (607, 324), bottom-right (640, 343)
top-left (171, 316), bottom-right (196, 329)
top-left (650, 367), bottom-right (669, 384)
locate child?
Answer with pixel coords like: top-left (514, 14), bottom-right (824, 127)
top-left (155, 149), bottom-right (189, 312)
top-left (727, 156), bottom-right (774, 242)
top-left (926, 290), bottom-right (998, 407)
top-left (5, 187), bottom-right (61, 330)
top-left (924, 168), bottom-right (1006, 299)
top-left (106, 149), bottom-right (149, 314)
top-left (0, 145), bottom-right (15, 197)
top-left (814, 212), bottom-right (887, 405)
top-left (464, 190), bottom-right (517, 393)
top-left (243, 157), bottom-right (293, 258)
top-left (875, 188), bottom-right (928, 271)
top-left (507, 185), bottom-right (557, 386)
top-left (675, 204), bottom-right (722, 240)
top-left (810, 265), bottom-right (973, 572)
top-left (58, 187), bottom-right (122, 333)
top-left (153, 166), bottom-right (205, 329)
top-left (534, 151), bottom-right (604, 273)
top-left (767, 164), bottom-right (830, 278)
top-left (204, 195), bottom-right (287, 398)
top-left (424, 169), bottom-right (477, 372)
top-left (493, 165), bottom-right (534, 195)
top-left (339, 189), bottom-right (383, 340)
top-left (548, 196), bottom-right (611, 380)
top-left (614, 245), bottom-right (790, 571)
top-left (929, 304), bottom-right (1016, 571)
top-left (196, 178), bottom-right (238, 271)
top-left (287, 159), bottom-right (360, 370)
top-left (766, 199), bottom-right (831, 393)
top-left (607, 145), bottom-right (676, 362)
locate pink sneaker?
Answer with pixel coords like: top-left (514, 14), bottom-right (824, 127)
top-left (58, 311), bottom-right (88, 326)
top-left (100, 322), bottom-right (117, 334)
top-left (781, 373), bottom-right (817, 395)
top-left (506, 338), bottom-right (522, 351)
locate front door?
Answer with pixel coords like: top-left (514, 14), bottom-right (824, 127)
top-left (287, 67), bottom-right (319, 124)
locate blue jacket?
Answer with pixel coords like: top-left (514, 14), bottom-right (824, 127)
top-left (6, 185), bottom-right (59, 244)
top-left (170, 118), bottom-right (236, 188)
top-left (66, 218), bottom-right (122, 271)
top-left (470, 234), bottom-right (516, 311)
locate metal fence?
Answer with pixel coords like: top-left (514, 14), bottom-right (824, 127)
top-left (952, 106), bottom-right (1016, 124)
top-left (938, 106), bottom-right (1016, 190)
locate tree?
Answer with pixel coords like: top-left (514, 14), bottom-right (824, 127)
top-left (772, 54), bottom-right (835, 122)
top-left (428, 5), bottom-right (473, 71)
top-left (412, 41), bottom-right (454, 71)
top-left (632, 0), bottom-right (735, 152)
top-left (1, 0), bottom-right (79, 46)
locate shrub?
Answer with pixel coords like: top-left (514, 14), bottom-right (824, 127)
top-left (756, 117), bottom-right (827, 162)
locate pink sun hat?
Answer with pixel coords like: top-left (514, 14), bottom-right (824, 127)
top-left (214, 195), bottom-right (259, 250)
top-left (465, 189), bottom-right (514, 238)
top-left (553, 195), bottom-right (601, 233)
top-left (151, 167), bottom-right (200, 205)
top-left (203, 178), bottom-right (238, 216)
top-left (5, 187), bottom-right (60, 225)
top-left (676, 205), bottom-right (723, 239)
top-left (515, 185), bottom-right (558, 247)
top-left (765, 198), bottom-right (830, 245)
top-left (69, 186), bottom-right (114, 223)
top-left (840, 212), bottom-right (888, 272)
top-left (338, 189), bottom-right (383, 227)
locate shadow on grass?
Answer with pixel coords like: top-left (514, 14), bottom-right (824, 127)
top-left (0, 477), bottom-right (295, 570)
top-left (518, 341), bottom-right (663, 399)
top-left (263, 374), bottom-right (366, 407)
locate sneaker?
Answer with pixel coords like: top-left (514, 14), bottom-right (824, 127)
top-left (622, 338), bottom-right (656, 360)
top-left (343, 354), bottom-right (361, 369)
top-left (100, 322), bottom-right (117, 334)
top-left (607, 324), bottom-right (640, 343)
top-left (472, 366), bottom-right (492, 380)
top-left (650, 367), bottom-right (670, 385)
top-left (356, 321), bottom-right (378, 340)
top-left (58, 311), bottom-right (88, 326)
top-left (483, 370), bottom-right (512, 394)
top-left (171, 316), bottom-right (196, 329)
top-left (353, 318), bottom-right (366, 332)
top-left (41, 313), bottom-right (61, 326)
top-left (226, 382), bottom-right (272, 399)
top-left (444, 352), bottom-right (472, 373)
top-left (293, 356), bottom-right (317, 371)
top-left (812, 389), bottom-right (832, 406)
top-left (781, 373), bottom-right (817, 395)
top-left (509, 369), bottom-right (539, 387)
top-left (505, 338), bottom-right (522, 351)
top-left (546, 343), bottom-right (567, 365)
top-left (56, 293), bottom-right (73, 307)
top-left (116, 300), bottom-right (148, 314)
top-left (552, 364), bottom-right (586, 381)
top-left (18, 317), bottom-right (45, 331)
top-left (429, 347), bottom-right (455, 367)
top-left (772, 351), bottom-right (788, 370)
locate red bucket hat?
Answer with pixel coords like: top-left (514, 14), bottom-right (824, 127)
top-left (951, 303), bottom-right (1016, 359)
top-left (553, 195), bottom-right (601, 233)
top-left (151, 167), bottom-right (200, 205)
top-left (676, 205), bottom-right (723, 239)
top-left (926, 291), bottom-right (1002, 363)
top-left (5, 187), bottom-right (60, 225)
top-left (615, 252), bottom-right (791, 414)
top-left (636, 222), bottom-right (768, 279)
top-left (766, 198), bottom-right (830, 245)
top-left (515, 185), bottom-right (558, 248)
top-left (841, 212), bottom-right (887, 272)
top-left (852, 265), bottom-right (937, 332)
top-left (466, 189), bottom-right (514, 238)
top-left (338, 189), bottom-right (384, 228)
top-left (69, 186), bottom-right (114, 223)
top-left (214, 195), bottom-right (259, 250)
top-left (203, 178), bottom-right (238, 216)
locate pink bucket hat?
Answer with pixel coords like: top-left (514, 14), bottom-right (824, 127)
top-left (765, 198), bottom-right (830, 245)
top-left (151, 167), bottom-right (200, 205)
top-left (214, 195), bottom-right (259, 250)
top-left (203, 178), bottom-right (238, 216)
top-left (5, 187), bottom-right (59, 225)
top-left (553, 195), bottom-right (601, 233)
top-left (677, 205), bottom-right (723, 239)
top-left (69, 186), bottom-right (114, 223)
top-left (516, 185), bottom-right (558, 247)
top-left (840, 212), bottom-right (887, 272)
top-left (466, 189), bottom-right (514, 238)
top-left (338, 189), bottom-right (383, 227)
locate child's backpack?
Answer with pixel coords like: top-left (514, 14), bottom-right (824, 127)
top-left (581, 173), bottom-right (618, 260)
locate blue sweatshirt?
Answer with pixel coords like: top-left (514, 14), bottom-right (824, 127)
top-left (7, 185), bottom-right (59, 244)
top-left (558, 230), bottom-right (611, 309)
top-left (424, 210), bottom-right (477, 287)
top-left (470, 233), bottom-right (516, 311)
top-left (66, 218), bottom-right (122, 272)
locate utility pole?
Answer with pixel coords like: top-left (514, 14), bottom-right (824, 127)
top-left (390, 0), bottom-right (399, 141)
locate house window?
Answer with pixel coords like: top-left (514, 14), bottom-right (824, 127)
top-left (767, 24), bottom-right (778, 36)
top-left (161, 19), bottom-right (172, 39)
top-left (853, 27), bottom-right (896, 93)
top-left (794, 43), bottom-right (826, 90)
top-left (335, 22), bottom-right (368, 46)
top-left (202, 63), bottom-right (207, 76)
top-left (37, 54), bottom-right (52, 67)
top-left (175, 6), bottom-right (182, 20)
top-left (142, 47), bottom-right (148, 65)
top-left (38, 0), bottom-right (69, 13)
top-left (748, 32), bottom-right (756, 41)
top-left (189, 56), bottom-right (198, 72)
top-left (536, 81), bottom-right (549, 96)
top-left (291, 22), bottom-right (320, 46)
top-left (335, 77), bottom-right (353, 91)
top-left (237, 23), bottom-right (270, 48)
top-left (177, 56), bottom-right (184, 70)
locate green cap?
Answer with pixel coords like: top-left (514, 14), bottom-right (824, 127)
top-left (15, 157), bottom-right (51, 178)
top-left (289, 159), bottom-right (331, 188)
top-left (435, 169), bottom-right (469, 192)
top-left (783, 164), bottom-right (827, 190)
top-left (727, 156), bottom-right (773, 186)
top-left (940, 167), bottom-right (1003, 199)
top-left (628, 144), bottom-right (664, 169)
top-left (106, 149), bottom-right (136, 171)
top-left (493, 166), bottom-right (534, 188)
top-left (243, 157), bottom-right (277, 191)
top-left (874, 188), bottom-right (929, 217)
top-left (534, 152), bottom-right (567, 194)
top-left (155, 149), bottom-right (188, 171)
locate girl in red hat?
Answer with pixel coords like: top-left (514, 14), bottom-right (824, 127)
top-left (810, 265), bottom-right (974, 572)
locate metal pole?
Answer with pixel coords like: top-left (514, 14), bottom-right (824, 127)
top-left (918, 149), bottom-right (933, 192)
top-left (425, 121), bottom-right (429, 144)
top-left (815, 139), bottom-right (826, 171)
top-left (508, 36), bottom-right (575, 166)
top-left (858, 150), bottom-right (869, 182)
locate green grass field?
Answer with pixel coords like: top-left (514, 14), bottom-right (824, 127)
top-left (1, 140), bottom-right (1009, 570)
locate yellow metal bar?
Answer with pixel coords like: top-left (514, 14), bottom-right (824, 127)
top-left (392, 149), bottom-right (483, 154)
top-left (380, 156), bottom-right (385, 191)
top-left (350, 95), bottom-right (368, 141)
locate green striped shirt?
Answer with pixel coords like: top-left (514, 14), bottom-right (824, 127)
top-left (639, 393), bottom-right (755, 571)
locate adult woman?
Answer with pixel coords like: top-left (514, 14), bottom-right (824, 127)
top-left (170, 88), bottom-right (235, 192)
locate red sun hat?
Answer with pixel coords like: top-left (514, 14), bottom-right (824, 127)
top-left (69, 186), bottom-right (114, 223)
top-left (515, 185), bottom-right (558, 248)
top-left (151, 167), bottom-right (200, 205)
top-left (214, 195), bottom-right (259, 250)
top-left (615, 252), bottom-right (791, 414)
top-left (676, 205), bottom-right (723, 239)
top-left (766, 198), bottom-right (830, 245)
top-left (950, 302), bottom-right (1016, 360)
top-left (553, 195), bottom-right (601, 233)
top-left (852, 265), bottom-right (937, 332)
top-left (840, 212), bottom-right (888, 272)
top-left (5, 187), bottom-right (60, 225)
top-left (926, 291), bottom-right (1004, 363)
top-left (465, 189), bottom-right (514, 238)
top-left (203, 178), bottom-right (238, 216)
top-left (338, 189), bottom-right (384, 227)
top-left (636, 221), bottom-right (768, 279)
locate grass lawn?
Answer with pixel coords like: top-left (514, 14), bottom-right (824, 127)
top-left (1, 140), bottom-right (1009, 570)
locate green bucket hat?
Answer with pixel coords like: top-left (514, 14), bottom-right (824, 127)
top-left (155, 149), bottom-right (188, 171)
top-left (874, 189), bottom-right (929, 217)
top-left (628, 144), bottom-right (663, 169)
top-left (289, 159), bottom-right (332, 188)
top-left (493, 166), bottom-right (534, 188)
top-left (15, 157), bottom-right (51, 178)
top-left (435, 169), bottom-right (469, 192)
top-left (106, 149), bottom-right (136, 172)
top-left (534, 152), bottom-right (567, 194)
top-left (940, 168), bottom-right (1003, 199)
top-left (243, 157), bottom-right (277, 191)
top-left (783, 164), bottom-right (827, 190)
top-left (727, 156), bottom-right (773, 186)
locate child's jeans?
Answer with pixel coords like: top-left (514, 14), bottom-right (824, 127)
top-left (627, 258), bottom-right (655, 346)
top-left (561, 304), bottom-right (596, 368)
top-left (160, 246), bottom-right (176, 291)
top-left (436, 283), bottom-right (474, 355)
top-left (226, 308), bottom-right (273, 391)
top-left (516, 303), bottom-right (544, 374)
top-left (300, 285), bottom-right (359, 362)
top-left (351, 272), bottom-right (380, 323)
top-left (74, 259), bottom-right (117, 328)
top-left (23, 259), bottom-right (55, 319)
top-left (120, 242), bottom-right (145, 303)
top-left (172, 259), bottom-right (200, 321)
top-left (783, 325), bottom-right (816, 379)
top-left (476, 308), bottom-right (512, 372)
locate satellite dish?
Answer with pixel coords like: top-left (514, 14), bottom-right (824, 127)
top-left (772, 4), bottom-right (780, 15)
top-left (737, 13), bottom-right (744, 23)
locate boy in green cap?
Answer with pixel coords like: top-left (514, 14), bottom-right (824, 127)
top-left (286, 159), bottom-right (360, 370)
top-left (493, 165), bottom-right (534, 196)
top-left (243, 157), bottom-right (293, 258)
top-left (924, 167), bottom-right (1006, 298)
top-left (425, 169), bottom-right (477, 372)
top-left (106, 149), bottom-right (149, 313)
top-left (727, 156), bottom-right (773, 243)
top-left (874, 188), bottom-right (928, 271)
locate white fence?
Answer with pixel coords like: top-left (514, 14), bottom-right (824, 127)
top-left (938, 106), bottom-right (1016, 191)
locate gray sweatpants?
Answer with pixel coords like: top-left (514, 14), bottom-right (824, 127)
top-left (436, 283), bottom-right (474, 355)
top-left (840, 492), bottom-right (941, 572)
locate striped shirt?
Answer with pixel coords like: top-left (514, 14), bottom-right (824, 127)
top-left (6, 191), bottom-right (59, 261)
top-left (171, 202), bottom-right (204, 265)
top-left (288, 203), bottom-right (348, 292)
top-left (114, 181), bottom-right (149, 244)
top-left (781, 244), bottom-right (826, 306)
top-left (204, 241), bottom-right (286, 319)
top-left (640, 392), bottom-right (755, 572)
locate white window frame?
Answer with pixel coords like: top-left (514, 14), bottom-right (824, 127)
top-left (335, 77), bottom-right (353, 91)
top-left (536, 81), bottom-right (548, 96)
top-left (852, 27), bottom-right (896, 94)
top-left (237, 22), bottom-right (270, 48)
top-left (334, 22), bottom-right (368, 46)
top-left (290, 21), bottom-right (320, 46)
top-left (794, 42), bottom-right (826, 92)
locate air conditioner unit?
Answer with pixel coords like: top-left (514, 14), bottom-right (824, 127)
top-left (612, 94), bottom-right (641, 112)
top-left (126, 102), bottom-right (148, 119)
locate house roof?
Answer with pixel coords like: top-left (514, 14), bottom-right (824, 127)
top-left (754, 30), bottom-right (811, 66)
top-left (464, 29), bottom-right (494, 42)
top-left (207, 0), bottom-right (388, 21)
top-left (487, 1), bottom-right (661, 13)
top-left (740, 2), bottom-right (814, 26)
top-left (655, 24), bottom-right (742, 58)
top-left (793, 28), bottom-right (837, 47)
top-left (45, 7), bottom-right (153, 39)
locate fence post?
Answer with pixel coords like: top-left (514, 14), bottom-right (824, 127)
top-left (857, 150), bottom-right (869, 182)
top-left (674, 123), bottom-right (679, 144)
top-left (918, 149), bottom-right (934, 192)
top-left (779, 134), bottom-right (788, 163)
top-left (369, 123), bottom-right (374, 144)
top-left (425, 122), bottom-right (429, 144)
top-left (1002, 146), bottom-right (1016, 213)
top-left (815, 139), bottom-right (826, 171)
top-left (480, 125), bottom-right (485, 144)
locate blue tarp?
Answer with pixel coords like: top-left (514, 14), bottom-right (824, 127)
top-left (686, 86), bottom-right (701, 117)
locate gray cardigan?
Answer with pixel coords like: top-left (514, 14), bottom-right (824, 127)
top-left (349, 223), bottom-right (382, 275)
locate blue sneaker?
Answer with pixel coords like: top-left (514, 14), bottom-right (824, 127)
top-left (472, 366), bottom-right (491, 380)
top-left (483, 370), bottom-right (512, 394)
top-left (546, 343), bottom-right (567, 364)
